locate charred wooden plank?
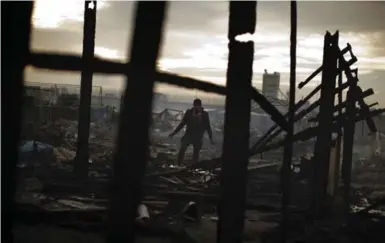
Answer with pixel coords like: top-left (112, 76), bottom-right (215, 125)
top-left (74, 1), bottom-right (97, 178)
top-left (217, 2), bottom-right (256, 243)
top-left (1, 2), bottom-right (33, 243)
top-left (281, 2), bottom-right (297, 242)
top-left (106, 2), bottom-right (168, 243)
top-left (311, 31), bottom-right (339, 218)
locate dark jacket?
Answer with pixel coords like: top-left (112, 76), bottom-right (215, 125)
top-left (172, 108), bottom-right (212, 141)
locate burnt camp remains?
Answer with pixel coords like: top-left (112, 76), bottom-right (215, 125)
top-left (3, 1), bottom-right (385, 243)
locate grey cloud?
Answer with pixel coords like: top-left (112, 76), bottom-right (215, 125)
top-left (31, 28), bottom-right (83, 53)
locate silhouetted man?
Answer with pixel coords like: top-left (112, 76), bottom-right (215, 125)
top-left (169, 99), bottom-right (213, 165)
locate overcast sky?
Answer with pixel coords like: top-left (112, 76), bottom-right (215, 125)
top-left (27, 0), bottom-right (385, 105)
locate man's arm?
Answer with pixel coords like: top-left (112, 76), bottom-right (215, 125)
top-left (170, 111), bottom-right (188, 136)
top-left (205, 113), bottom-right (213, 142)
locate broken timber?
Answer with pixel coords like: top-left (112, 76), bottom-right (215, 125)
top-left (107, 2), bottom-right (168, 243)
top-left (217, 2), bottom-right (256, 243)
top-left (74, 1), bottom-right (97, 179)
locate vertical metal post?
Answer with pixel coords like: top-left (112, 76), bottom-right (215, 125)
top-left (216, 2), bottom-right (256, 243)
top-left (311, 32), bottom-right (339, 218)
top-left (281, 1), bottom-right (297, 242)
top-left (1, 2), bottom-right (33, 242)
top-left (107, 2), bottom-right (167, 243)
top-left (74, 1), bottom-right (97, 178)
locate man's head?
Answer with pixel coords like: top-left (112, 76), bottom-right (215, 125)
top-left (193, 98), bottom-right (202, 108)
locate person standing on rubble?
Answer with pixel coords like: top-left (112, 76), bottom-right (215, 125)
top-left (169, 98), bottom-right (213, 165)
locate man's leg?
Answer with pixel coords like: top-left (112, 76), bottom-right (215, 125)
top-left (192, 140), bottom-right (202, 164)
top-left (177, 137), bottom-right (190, 166)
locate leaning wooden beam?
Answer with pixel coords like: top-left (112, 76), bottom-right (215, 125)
top-left (261, 108), bottom-right (385, 153)
top-left (106, 2), bottom-right (168, 243)
top-left (74, 1), bottom-right (97, 179)
top-left (250, 82), bottom-right (348, 155)
top-left (338, 45), bottom-right (376, 132)
top-left (28, 52), bottom-right (288, 130)
top-left (298, 43), bottom-right (356, 89)
top-left (298, 66), bottom-right (322, 89)
top-left (307, 88), bottom-right (374, 122)
top-left (1, 2), bottom-right (34, 242)
top-left (250, 72), bottom-right (353, 154)
top-left (217, 2), bottom-right (256, 243)
top-left (281, 2), bottom-right (297, 242)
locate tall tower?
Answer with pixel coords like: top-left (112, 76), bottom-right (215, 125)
top-left (262, 70), bottom-right (280, 100)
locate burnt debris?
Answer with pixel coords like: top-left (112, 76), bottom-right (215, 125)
top-left (4, 1), bottom-right (385, 243)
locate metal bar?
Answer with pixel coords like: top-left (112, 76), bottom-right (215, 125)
top-left (281, 2), bottom-right (297, 242)
top-left (106, 2), bottom-right (168, 243)
top-left (217, 2), bottom-right (256, 243)
top-left (1, 2), bottom-right (33, 243)
top-left (74, 1), bottom-right (97, 178)
top-left (311, 31), bottom-right (339, 218)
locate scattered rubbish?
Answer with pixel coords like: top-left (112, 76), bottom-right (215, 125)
top-left (136, 204), bottom-right (150, 222)
top-left (20, 140), bottom-right (53, 153)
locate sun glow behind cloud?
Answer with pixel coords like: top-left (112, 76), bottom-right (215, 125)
top-left (159, 31), bottom-right (385, 82)
top-left (32, 0), bottom-right (109, 29)
top-left (30, 0), bottom-right (385, 101)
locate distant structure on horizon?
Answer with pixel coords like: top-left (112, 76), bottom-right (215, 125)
top-left (262, 69), bottom-right (280, 101)
top-left (153, 92), bottom-right (168, 103)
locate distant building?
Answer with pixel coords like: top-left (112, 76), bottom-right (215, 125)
top-left (262, 70), bottom-right (280, 100)
top-left (153, 92), bottom-right (168, 103)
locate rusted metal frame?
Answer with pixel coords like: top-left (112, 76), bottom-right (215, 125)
top-left (1, 2), bottom-right (34, 242)
top-left (261, 108), bottom-right (385, 153)
top-left (216, 2), bottom-right (256, 243)
top-left (28, 53), bottom-right (288, 130)
top-left (311, 31), bottom-right (339, 218)
top-left (74, 1), bottom-right (97, 178)
top-left (281, 2), bottom-right (297, 242)
top-left (106, 2), bottom-right (168, 243)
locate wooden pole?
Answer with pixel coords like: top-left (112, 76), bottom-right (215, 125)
top-left (216, 2), bottom-right (256, 243)
top-left (74, 1), bottom-right (97, 178)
